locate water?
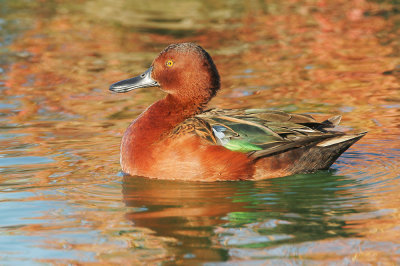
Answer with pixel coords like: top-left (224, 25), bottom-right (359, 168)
top-left (1, 0), bottom-right (400, 264)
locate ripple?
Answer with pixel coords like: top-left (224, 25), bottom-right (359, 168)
top-left (0, 156), bottom-right (54, 167)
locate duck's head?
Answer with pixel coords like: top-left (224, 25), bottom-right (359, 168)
top-left (110, 43), bottom-right (220, 101)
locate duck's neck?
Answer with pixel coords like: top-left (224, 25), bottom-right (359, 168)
top-left (125, 93), bottom-right (209, 146)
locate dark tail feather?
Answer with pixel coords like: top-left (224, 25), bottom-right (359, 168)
top-left (317, 115), bottom-right (342, 130)
top-left (298, 132), bottom-right (367, 171)
top-left (252, 132), bottom-right (367, 179)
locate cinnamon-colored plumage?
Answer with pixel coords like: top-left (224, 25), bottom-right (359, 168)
top-left (109, 43), bottom-right (365, 181)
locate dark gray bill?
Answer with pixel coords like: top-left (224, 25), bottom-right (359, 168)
top-left (109, 66), bottom-right (159, 93)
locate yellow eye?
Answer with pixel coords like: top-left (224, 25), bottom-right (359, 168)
top-left (166, 60), bottom-right (174, 67)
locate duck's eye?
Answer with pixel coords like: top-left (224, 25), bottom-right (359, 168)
top-left (166, 60), bottom-right (174, 67)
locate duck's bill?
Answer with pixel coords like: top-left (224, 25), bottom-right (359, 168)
top-left (109, 67), bottom-right (159, 93)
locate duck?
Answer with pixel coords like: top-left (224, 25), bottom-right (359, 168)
top-left (109, 42), bottom-right (366, 181)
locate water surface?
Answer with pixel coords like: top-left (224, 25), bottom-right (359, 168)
top-left (0, 0), bottom-right (399, 264)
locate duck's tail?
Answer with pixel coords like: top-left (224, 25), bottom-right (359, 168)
top-left (312, 131), bottom-right (367, 169)
top-left (252, 132), bottom-right (367, 179)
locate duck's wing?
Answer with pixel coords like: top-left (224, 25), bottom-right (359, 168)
top-left (171, 108), bottom-right (362, 159)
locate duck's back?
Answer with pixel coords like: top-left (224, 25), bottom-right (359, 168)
top-left (169, 109), bottom-right (366, 179)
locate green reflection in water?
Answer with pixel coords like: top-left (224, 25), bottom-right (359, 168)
top-left (122, 171), bottom-right (367, 261)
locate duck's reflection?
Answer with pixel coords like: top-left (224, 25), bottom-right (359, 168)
top-left (122, 176), bottom-right (247, 261)
top-left (122, 172), bottom-right (367, 262)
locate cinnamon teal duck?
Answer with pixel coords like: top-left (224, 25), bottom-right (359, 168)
top-left (109, 43), bottom-right (366, 181)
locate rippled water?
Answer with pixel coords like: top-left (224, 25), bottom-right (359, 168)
top-left (1, 0), bottom-right (400, 264)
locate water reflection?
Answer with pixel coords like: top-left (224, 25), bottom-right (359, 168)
top-left (123, 171), bottom-right (367, 262)
top-left (1, 0), bottom-right (400, 264)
